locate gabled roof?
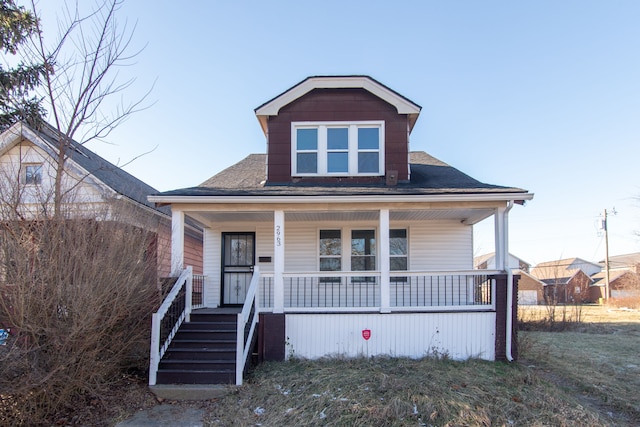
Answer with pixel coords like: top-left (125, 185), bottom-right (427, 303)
top-left (254, 75), bottom-right (422, 135)
top-left (154, 151), bottom-right (530, 201)
top-left (515, 269), bottom-right (546, 287)
top-left (599, 252), bottom-right (640, 269)
top-left (531, 257), bottom-right (599, 283)
top-left (590, 270), bottom-right (630, 285)
top-left (473, 252), bottom-right (531, 269)
top-left (0, 122), bottom-right (169, 216)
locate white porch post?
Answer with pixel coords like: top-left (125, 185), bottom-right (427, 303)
top-left (494, 207), bottom-right (506, 271)
top-left (380, 208), bottom-right (391, 313)
top-left (274, 210), bottom-right (285, 313)
top-left (171, 209), bottom-right (185, 276)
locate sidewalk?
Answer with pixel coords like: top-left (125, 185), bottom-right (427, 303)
top-left (115, 405), bottom-right (205, 427)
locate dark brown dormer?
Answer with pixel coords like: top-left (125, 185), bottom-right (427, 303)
top-left (255, 76), bottom-right (421, 185)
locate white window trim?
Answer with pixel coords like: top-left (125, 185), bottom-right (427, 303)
top-left (317, 226), bottom-right (382, 272)
top-left (292, 120), bottom-right (385, 177)
top-left (389, 228), bottom-right (409, 272)
top-left (318, 228), bottom-right (342, 272)
top-left (24, 163), bottom-right (43, 185)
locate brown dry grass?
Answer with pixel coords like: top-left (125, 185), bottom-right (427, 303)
top-left (205, 357), bottom-right (603, 426)
top-left (519, 304), bottom-right (640, 426)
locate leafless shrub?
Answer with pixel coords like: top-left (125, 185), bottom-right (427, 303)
top-left (0, 200), bottom-right (161, 425)
top-left (609, 295), bottom-right (640, 310)
top-left (518, 303), bottom-right (585, 332)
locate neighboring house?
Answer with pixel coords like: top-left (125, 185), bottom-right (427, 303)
top-left (148, 76), bottom-right (533, 386)
top-left (600, 252), bottom-right (640, 274)
top-left (592, 252), bottom-right (640, 299)
top-left (0, 122), bottom-right (203, 279)
top-left (475, 253), bottom-right (538, 304)
top-left (515, 269), bottom-right (546, 305)
top-left (474, 252), bottom-right (531, 272)
top-left (531, 257), bottom-right (600, 303)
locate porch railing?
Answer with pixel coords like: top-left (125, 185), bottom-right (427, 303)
top-left (149, 266), bottom-right (194, 386)
top-left (192, 274), bottom-right (205, 309)
top-left (258, 270), bottom-right (498, 312)
top-left (390, 271), bottom-right (495, 310)
top-left (236, 266), bottom-right (260, 385)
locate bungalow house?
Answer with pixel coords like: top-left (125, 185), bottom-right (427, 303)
top-left (148, 76), bottom-right (533, 387)
top-left (530, 257), bottom-right (600, 304)
top-left (592, 253), bottom-right (640, 299)
top-left (0, 121), bottom-right (203, 280)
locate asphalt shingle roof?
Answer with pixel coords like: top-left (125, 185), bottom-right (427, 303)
top-left (156, 151), bottom-right (528, 198)
top-left (35, 123), bottom-right (170, 215)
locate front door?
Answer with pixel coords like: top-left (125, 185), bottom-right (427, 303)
top-left (221, 232), bottom-right (255, 306)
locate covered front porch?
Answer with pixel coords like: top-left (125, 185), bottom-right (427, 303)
top-left (168, 199), bottom-right (516, 315)
top-left (149, 198), bottom-right (520, 386)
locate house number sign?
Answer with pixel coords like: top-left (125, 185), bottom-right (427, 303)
top-left (275, 225), bottom-right (282, 247)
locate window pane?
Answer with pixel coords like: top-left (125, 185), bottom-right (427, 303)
top-left (25, 165), bottom-right (42, 185)
top-left (352, 256), bottom-right (376, 271)
top-left (327, 152), bottom-right (348, 173)
top-left (390, 229), bottom-right (407, 256)
top-left (358, 152), bottom-right (379, 173)
top-left (358, 128), bottom-right (379, 149)
top-left (327, 128), bottom-right (348, 150)
top-left (390, 257), bottom-right (407, 271)
top-left (320, 258), bottom-right (341, 271)
top-left (297, 153), bottom-right (317, 173)
top-left (297, 128), bottom-right (317, 150)
top-left (320, 230), bottom-right (341, 256)
top-left (351, 230), bottom-right (375, 256)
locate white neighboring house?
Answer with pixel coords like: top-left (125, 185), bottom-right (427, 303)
top-left (149, 76), bottom-right (533, 386)
top-left (474, 253), bottom-right (542, 304)
top-left (0, 121), bottom-right (203, 277)
top-left (474, 252), bottom-right (531, 272)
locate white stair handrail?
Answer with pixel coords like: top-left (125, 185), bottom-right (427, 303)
top-left (236, 266), bottom-right (261, 385)
top-left (149, 266), bottom-right (192, 386)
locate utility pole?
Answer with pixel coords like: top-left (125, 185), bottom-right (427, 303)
top-left (603, 209), bottom-right (610, 301)
top-left (602, 208), bottom-right (616, 301)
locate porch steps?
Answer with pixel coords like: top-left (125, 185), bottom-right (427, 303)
top-left (156, 312), bottom-right (239, 385)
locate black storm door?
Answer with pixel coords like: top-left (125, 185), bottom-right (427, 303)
top-left (221, 232), bottom-right (255, 306)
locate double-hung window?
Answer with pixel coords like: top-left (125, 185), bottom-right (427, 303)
top-left (24, 163), bottom-right (42, 185)
top-left (293, 121), bottom-right (384, 176)
top-left (319, 229), bottom-right (342, 283)
top-left (390, 229), bottom-right (408, 283)
top-left (351, 229), bottom-right (376, 283)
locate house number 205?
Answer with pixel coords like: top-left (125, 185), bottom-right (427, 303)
top-left (275, 225), bottom-right (282, 246)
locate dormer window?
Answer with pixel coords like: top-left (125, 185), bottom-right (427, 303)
top-left (292, 121), bottom-right (384, 176)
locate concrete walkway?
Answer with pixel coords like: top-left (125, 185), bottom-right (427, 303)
top-left (115, 404), bottom-right (205, 427)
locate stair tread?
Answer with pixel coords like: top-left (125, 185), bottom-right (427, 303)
top-left (161, 359), bottom-right (234, 364)
top-left (158, 369), bottom-right (235, 373)
top-left (166, 347), bottom-right (236, 352)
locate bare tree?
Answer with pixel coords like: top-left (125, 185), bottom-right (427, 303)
top-left (0, 2), bottom-right (160, 423)
top-left (26, 0), bottom-right (151, 218)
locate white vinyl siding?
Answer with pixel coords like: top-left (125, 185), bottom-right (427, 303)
top-left (408, 221), bottom-right (473, 270)
top-left (285, 312), bottom-right (496, 360)
top-left (202, 219), bottom-right (474, 307)
top-left (203, 228), bottom-right (220, 308)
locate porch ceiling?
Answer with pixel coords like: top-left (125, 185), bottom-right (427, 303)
top-left (186, 208), bottom-right (494, 227)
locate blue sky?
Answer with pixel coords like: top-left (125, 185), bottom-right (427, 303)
top-left (36, 1), bottom-right (640, 266)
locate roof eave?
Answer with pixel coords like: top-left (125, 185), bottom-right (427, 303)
top-left (254, 76), bottom-right (422, 136)
top-left (149, 191), bottom-right (534, 206)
